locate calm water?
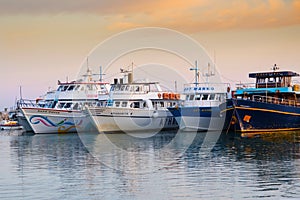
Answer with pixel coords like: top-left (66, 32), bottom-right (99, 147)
top-left (1, 130), bottom-right (300, 200)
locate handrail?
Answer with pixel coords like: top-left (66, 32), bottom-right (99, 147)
top-left (251, 95), bottom-right (299, 107)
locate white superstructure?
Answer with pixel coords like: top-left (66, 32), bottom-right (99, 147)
top-left (19, 68), bottom-right (110, 134)
top-left (87, 72), bottom-right (180, 133)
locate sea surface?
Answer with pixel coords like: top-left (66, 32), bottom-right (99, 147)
top-left (0, 129), bottom-right (300, 200)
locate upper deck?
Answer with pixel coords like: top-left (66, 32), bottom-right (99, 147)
top-left (249, 70), bottom-right (299, 89)
top-left (235, 67), bottom-right (300, 96)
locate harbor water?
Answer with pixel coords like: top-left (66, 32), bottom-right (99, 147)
top-left (1, 130), bottom-right (300, 199)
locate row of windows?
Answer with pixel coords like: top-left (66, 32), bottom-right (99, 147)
top-left (110, 84), bottom-right (159, 93)
top-left (185, 94), bottom-right (225, 101)
top-left (57, 84), bottom-right (104, 92)
top-left (112, 100), bottom-right (177, 109)
top-left (54, 101), bottom-right (107, 110)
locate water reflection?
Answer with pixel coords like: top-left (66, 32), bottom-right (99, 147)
top-left (2, 130), bottom-right (300, 199)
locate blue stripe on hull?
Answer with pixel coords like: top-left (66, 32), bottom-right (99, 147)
top-left (168, 107), bottom-right (221, 118)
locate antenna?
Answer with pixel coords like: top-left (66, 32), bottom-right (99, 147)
top-left (190, 60), bottom-right (199, 86)
top-left (271, 64), bottom-right (279, 72)
top-left (87, 57), bottom-right (89, 71)
top-left (99, 66), bottom-right (105, 82)
top-left (19, 85), bottom-right (23, 100)
top-left (203, 62), bottom-right (215, 82)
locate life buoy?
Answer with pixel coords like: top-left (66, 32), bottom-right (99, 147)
top-left (169, 93), bottom-right (175, 100)
top-left (162, 93), bottom-right (169, 99)
top-left (158, 93), bottom-right (162, 98)
top-left (175, 93), bottom-right (180, 100)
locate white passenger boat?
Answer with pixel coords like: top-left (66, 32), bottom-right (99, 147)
top-left (87, 70), bottom-right (180, 133)
top-left (19, 68), bottom-right (110, 134)
top-left (168, 62), bottom-right (229, 131)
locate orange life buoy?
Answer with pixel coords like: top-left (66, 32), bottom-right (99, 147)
top-left (169, 93), bottom-right (175, 100)
top-left (175, 93), bottom-right (180, 100)
top-left (158, 93), bottom-right (162, 98)
top-left (162, 93), bottom-right (169, 99)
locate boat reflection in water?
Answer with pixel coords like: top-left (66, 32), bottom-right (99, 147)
top-left (4, 130), bottom-right (300, 199)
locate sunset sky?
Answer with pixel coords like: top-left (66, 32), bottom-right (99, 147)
top-left (1, 0), bottom-right (300, 110)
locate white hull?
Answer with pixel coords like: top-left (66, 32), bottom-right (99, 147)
top-left (0, 125), bottom-right (23, 130)
top-left (176, 116), bottom-right (224, 132)
top-left (21, 108), bottom-right (96, 134)
top-left (88, 107), bottom-right (177, 133)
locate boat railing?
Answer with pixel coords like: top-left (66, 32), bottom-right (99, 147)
top-left (235, 83), bottom-right (256, 89)
top-left (184, 82), bottom-right (229, 88)
top-left (17, 99), bottom-right (46, 108)
top-left (251, 95), bottom-right (299, 107)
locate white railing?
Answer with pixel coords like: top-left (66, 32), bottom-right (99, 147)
top-left (17, 99), bottom-right (45, 108)
top-left (251, 95), bottom-right (299, 107)
top-left (235, 82), bottom-right (256, 89)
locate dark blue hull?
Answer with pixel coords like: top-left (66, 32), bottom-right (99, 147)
top-left (168, 106), bottom-right (224, 131)
top-left (220, 99), bottom-right (300, 133)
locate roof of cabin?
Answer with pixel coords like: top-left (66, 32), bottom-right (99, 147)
top-left (249, 71), bottom-right (299, 78)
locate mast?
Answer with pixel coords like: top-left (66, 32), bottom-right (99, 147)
top-left (190, 60), bottom-right (199, 86)
top-left (99, 66), bottom-right (106, 82)
top-left (19, 85), bottom-right (23, 100)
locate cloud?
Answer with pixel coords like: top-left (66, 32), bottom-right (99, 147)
top-left (1, 0), bottom-right (300, 33)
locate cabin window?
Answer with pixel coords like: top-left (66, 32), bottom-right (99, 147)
top-left (115, 101), bottom-right (120, 107)
top-left (195, 94), bottom-right (201, 100)
top-left (135, 86), bottom-right (140, 92)
top-left (58, 102), bottom-right (65, 109)
top-left (64, 103), bottom-right (72, 109)
top-left (62, 85), bottom-right (68, 91)
top-left (74, 85), bottom-right (80, 91)
top-left (160, 102), bottom-right (164, 107)
top-left (134, 102), bottom-right (140, 108)
top-left (57, 85), bottom-right (63, 91)
top-left (202, 94), bottom-right (208, 100)
top-left (142, 101), bottom-right (147, 108)
top-left (130, 102), bottom-right (140, 108)
top-left (189, 95), bottom-right (194, 100)
top-left (73, 103), bottom-right (79, 110)
top-left (129, 86), bottom-right (134, 92)
top-left (122, 102), bottom-right (127, 107)
top-left (87, 84), bottom-right (93, 91)
top-left (96, 102), bottom-right (101, 107)
top-left (115, 85), bottom-right (120, 91)
top-left (143, 86), bottom-right (150, 93)
top-left (67, 85), bottom-right (75, 91)
top-left (185, 95), bottom-right (189, 100)
top-left (125, 85), bottom-right (129, 91)
top-left (268, 77), bottom-right (274, 82)
top-left (209, 94), bottom-right (215, 100)
top-left (110, 85), bottom-right (115, 91)
top-left (120, 85), bottom-right (126, 91)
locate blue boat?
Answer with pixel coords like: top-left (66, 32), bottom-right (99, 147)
top-left (168, 61), bottom-right (229, 131)
top-left (220, 65), bottom-right (300, 135)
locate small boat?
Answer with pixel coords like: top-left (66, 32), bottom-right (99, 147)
top-left (87, 69), bottom-right (180, 133)
top-left (19, 68), bottom-right (110, 134)
top-left (0, 109), bottom-right (23, 130)
top-left (0, 120), bottom-right (23, 130)
top-left (168, 61), bottom-right (229, 131)
top-left (220, 64), bottom-right (300, 135)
